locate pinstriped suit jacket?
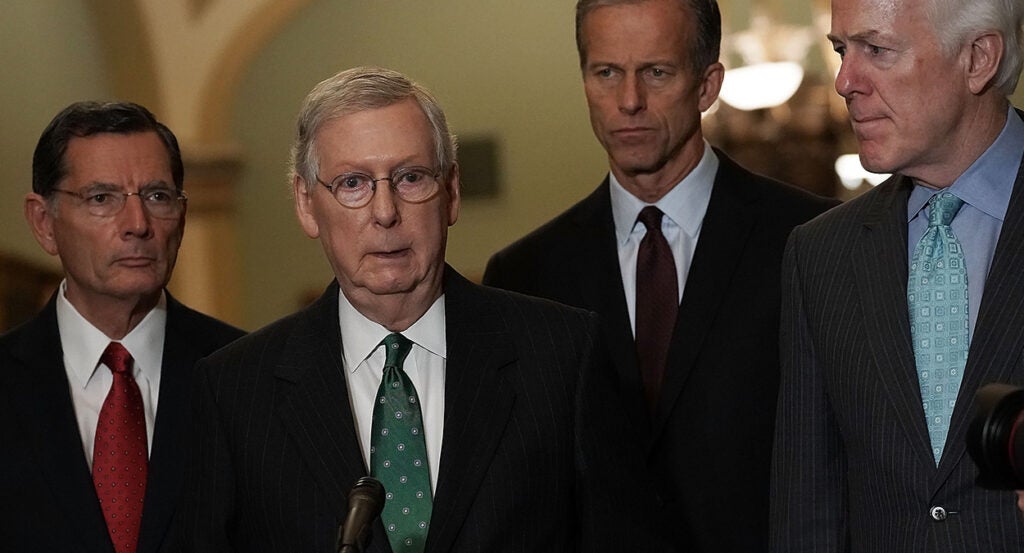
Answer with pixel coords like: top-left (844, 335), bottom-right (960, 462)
top-left (770, 152), bottom-right (1024, 552)
top-left (175, 266), bottom-right (652, 553)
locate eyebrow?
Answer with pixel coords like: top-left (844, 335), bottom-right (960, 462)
top-left (827, 30), bottom-right (887, 44)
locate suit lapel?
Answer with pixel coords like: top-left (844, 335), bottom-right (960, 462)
top-left (137, 298), bottom-right (208, 553)
top-left (570, 182), bottom-right (650, 436)
top-left (852, 176), bottom-right (935, 466)
top-left (938, 151), bottom-right (1024, 480)
top-left (272, 284), bottom-right (368, 520)
top-left (8, 297), bottom-right (113, 553)
top-left (426, 269), bottom-right (517, 553)
top-left (649, 155), bottom-right (758, 442)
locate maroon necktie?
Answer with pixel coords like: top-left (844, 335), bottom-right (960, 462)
top-left (635, 206), bottom-right (678, 413)
top-left (93, 342), bottom-right (147, 553)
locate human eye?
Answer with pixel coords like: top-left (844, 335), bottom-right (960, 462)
top-left (143, 188), bottom-right (176, 204)
top-left (829, 40), bottom-right (846, 58)
top-left (84, 191), bottom-right (115, 206)
top-left (591, 66), bottom-right (617, 79)
top-left (335, 173), bottom-right (370, 190)
top-left (394, 168), bottom-right (431, 185)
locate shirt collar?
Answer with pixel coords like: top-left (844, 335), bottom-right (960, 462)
top-left (56, 279), bottom-right (167, 389)
top-left (338, 291), bottom-right (447, 374)
top-left (908, 105), bottom-right (1024, 222)
top-left (610, 142), bottom-right (719, 245)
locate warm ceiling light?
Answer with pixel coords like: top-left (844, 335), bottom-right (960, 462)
top-left (718, 62), bottom-right (804, 111)
top-left (835, 154), bottom-right (890, 190)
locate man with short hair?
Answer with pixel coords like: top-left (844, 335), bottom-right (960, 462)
top-left (483, 1), bottom-right (835, 551)
top-left (771, 0), bottom-right (1024, 550)
top-left (0, 101), bottom-right (244, 553)
top-left (175, 66), bottom-right (644, 553)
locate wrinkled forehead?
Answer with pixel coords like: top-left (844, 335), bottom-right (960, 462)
top-left (830, 0), bottom-right (916, 36)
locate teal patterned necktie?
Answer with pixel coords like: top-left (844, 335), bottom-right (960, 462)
top-left (908, 191), bottom-right (969, 465)
top-left (371, 333), bottom-right (432, 553)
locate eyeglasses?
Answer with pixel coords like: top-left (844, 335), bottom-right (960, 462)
top-left (315, 166), bottom-right (441, 209)
top-left (52, 186), bottom-right (188, 219)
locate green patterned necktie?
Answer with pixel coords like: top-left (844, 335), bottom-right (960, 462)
top-left (371, 333), bottom-right (432, 553)
top-left (908, 191), bottom-right (969, 465)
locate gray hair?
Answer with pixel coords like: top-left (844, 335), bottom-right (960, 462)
top-left (289, 66), bottom-right (458, 190)
top-left (574, 0), bottom-right (721, 74)
top-left (927, 0), bottom-right (1024, 95)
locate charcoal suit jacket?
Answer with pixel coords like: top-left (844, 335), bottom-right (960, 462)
top-left (174, 267), bottom-right (653, 553)
top-left (770, 146), bottom-right (1024, 552)
top-left (483, 150), bottom-right (836, 552)
top-left (0, 291), bottom-right (244, 553)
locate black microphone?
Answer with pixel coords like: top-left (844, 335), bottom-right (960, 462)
top-left (337, 476), bottom-right (386, 553)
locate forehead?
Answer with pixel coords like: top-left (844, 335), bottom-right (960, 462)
top-left (63, 131), bottom-right (172, 186)
top-left (582, 0), bottom-right (691, 64)
top-left (315, 99), bottom-right (434, 170)
top-left (830, 0), bottom-right (924, 38)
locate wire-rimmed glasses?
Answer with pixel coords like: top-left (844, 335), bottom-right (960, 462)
top-left (52, 186), bottom-right (188, 219)
top-left (315, 166), bottom-right (441, 208)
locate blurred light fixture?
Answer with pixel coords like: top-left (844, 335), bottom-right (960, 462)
top-left (719, 62), bottom-right (805, 111)
top-left (835, 154), bottom-right (890, 190)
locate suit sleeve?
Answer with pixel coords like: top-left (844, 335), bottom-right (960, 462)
top-left (770, 227), bottom-right (849, 553)
top-left (172, 357), bottom-right (237, 553)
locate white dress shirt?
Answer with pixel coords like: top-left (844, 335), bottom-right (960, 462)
top-left (56, 280), bottom-right (166, 468)
top-left (610, 142), bottom-right (719, 336)
top-left (339, 292), bottom-right (446, 494)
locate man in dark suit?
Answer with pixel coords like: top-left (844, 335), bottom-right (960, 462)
top-left (175, 66), bottom-right (650, 553)
top-left (0, 101), bottom-right (243, 553)
top-left (483, 1), bottom-right (835, 551)
top-left (770, 0), bottom-right (1024, 551)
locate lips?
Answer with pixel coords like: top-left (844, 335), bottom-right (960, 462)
top-left (113, 255), bottom-right (157, 267)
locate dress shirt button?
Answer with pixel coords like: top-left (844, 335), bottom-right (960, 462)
top-left (929, 506), bottom-right (947, 521)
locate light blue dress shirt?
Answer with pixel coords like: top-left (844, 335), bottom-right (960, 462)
top-left (906, 106), bottom-right (1024, 340)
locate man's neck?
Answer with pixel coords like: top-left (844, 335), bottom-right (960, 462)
top-left (65, 289), bottom-right (161, 340)
top-left (344, 286), bottom-right (441, 333)
top-left (910, 98), bottom-right (1010, 189)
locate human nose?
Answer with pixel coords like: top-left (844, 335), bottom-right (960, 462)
top-left (368, 179), bottom-right (399, 227)
top-left (119, 193), bottom-right (153, 237)
top-left (834, 57), bottom-right (864, 100)
top-left (618, 73), bottom-right (646, 115)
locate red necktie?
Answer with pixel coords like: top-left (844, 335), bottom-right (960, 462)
top-left (635, 206), bottom-right (678, 413)
top-left (93, 342), bottom-right (147, 553)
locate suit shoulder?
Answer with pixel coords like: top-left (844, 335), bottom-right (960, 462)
top-left (169, 301), bottom-right (245, 353)
top-left (724, 160), bottom-right (839, 224)
top-left (489, 185), bottom-right (605, 262)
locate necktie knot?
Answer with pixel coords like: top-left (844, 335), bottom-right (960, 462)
top-left (101, 342), bottom-right (133, 375)
top-left (382, 333), bottom-right (413, 370)
top-left (927, 192), bottom-right (964, 227)
top-left (637, 206), bottom-right (665, 233)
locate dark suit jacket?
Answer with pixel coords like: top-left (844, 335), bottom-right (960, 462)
top-left (483, 150), bottom-right (836, 552)
top-left (0, 292), bottom-right (244, 553)
top-left (770, 151), bottom-right (1024, 552)
top-left (174, 267), bottom-right (652, 553)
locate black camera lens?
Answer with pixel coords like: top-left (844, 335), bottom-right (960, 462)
top-left (967, 383), bottom-right (1024, 490)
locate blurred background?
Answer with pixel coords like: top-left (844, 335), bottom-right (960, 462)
top-left (2, 0), bottom-right (1022, 331)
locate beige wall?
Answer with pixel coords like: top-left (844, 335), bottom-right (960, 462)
top-left (2, 0), bottom-right (1024, 329)
top-left (0, 1), bottom-right (112, 270)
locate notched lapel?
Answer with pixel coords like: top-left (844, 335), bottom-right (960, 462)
top-left (650, 165), bottom-right (758, 441)
top-left (7, 301), bottom-right (114, 553)
top-left (428, 272), bottom-right (518, 553)
top-left (939, 152), bottom-right (1024, 480)
top-left (852, 177), bottom-right (934, 466)
top-left (272, 285), bottom-right (368, 516)
top-left (571, 183), bottom-right (649, 435)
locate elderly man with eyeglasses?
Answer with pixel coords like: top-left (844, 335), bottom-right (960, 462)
top-left (173, 66), bottom-right (666, 553)
top-left (0, 101), bottom-right (244, 553)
